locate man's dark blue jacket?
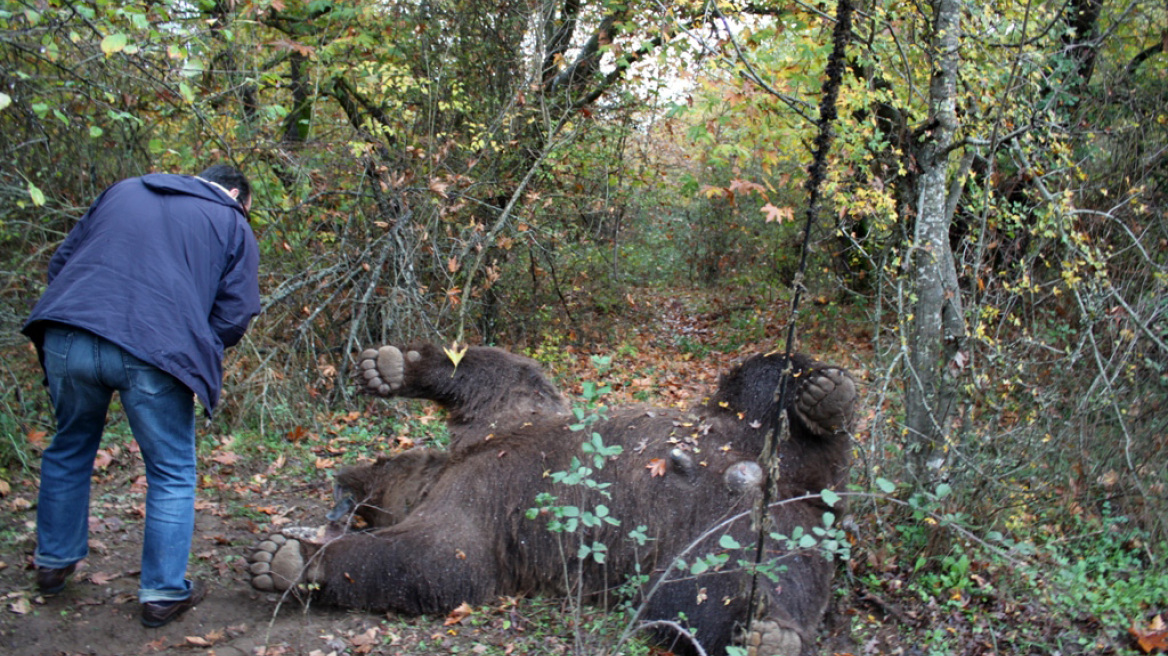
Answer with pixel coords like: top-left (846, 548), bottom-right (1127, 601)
top-left (23, 174), bottom-right (261, 413)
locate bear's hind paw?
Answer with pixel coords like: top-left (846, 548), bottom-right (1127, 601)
top-left (794, 367), bottom-right (856, 436)
top-left (248, 530), bottom-right (324, 592)
top-left (742, 619), bottom-right (803, 656)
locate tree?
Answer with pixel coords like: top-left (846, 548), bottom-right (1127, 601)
top-left (902, 0), bottom-right (967, 486)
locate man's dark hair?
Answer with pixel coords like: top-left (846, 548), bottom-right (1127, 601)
top-left (199, 164), bottom-right (252, 209)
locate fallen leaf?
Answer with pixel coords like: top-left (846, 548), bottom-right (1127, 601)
top-left (1131, 614), bottom-right (1168, 653)
top-left (351, 627), bottom-right (380, 650)
top-left (9, 597), bottom-right (31, 614)
top-left (93, 448), bottom-right (114, 470)
top-left (212, 451), bottom-right (240, 466)
top-left (646, 458), bottom-right (668, 477)
top-left (444, 601), bottom-right (473, 625)
top-left (88, 571), bottom-right (116, 585)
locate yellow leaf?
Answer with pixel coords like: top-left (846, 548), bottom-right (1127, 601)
top-left (28, 183), bottom-right (45, 207)
top-left (444, 343), bottom-right (468, 373)
top-left (100, 33), bottom-right (127, 56)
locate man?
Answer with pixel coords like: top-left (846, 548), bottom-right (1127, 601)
top-left (22, 164), bottom-right (261, 627)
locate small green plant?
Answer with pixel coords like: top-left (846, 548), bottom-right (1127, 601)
top-left (527, 356), bottom-right (623, 564)
top-left (673, 335), bottom-right (710, 358)
top-left (1038, 506), bottom-right (1168, 632)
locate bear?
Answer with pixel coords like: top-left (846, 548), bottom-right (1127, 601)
top-left (249, 341), bottom-right (856, 656)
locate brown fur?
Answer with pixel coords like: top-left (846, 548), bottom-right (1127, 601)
top-left (264, 344), bottom-right (856, 656)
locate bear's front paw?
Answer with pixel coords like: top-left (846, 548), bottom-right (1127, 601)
top-left (794, 368), bottom-right (856, 436)
top-left (248, 528), bottom-right (325, 592)
top-left (357, 345), bottom-right (406, 397)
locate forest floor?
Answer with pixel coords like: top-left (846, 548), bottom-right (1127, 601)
top-left (0, 290), bottom-right (1153, 655)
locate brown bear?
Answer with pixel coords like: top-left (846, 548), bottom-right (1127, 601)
top-left (249, 342), bottom-right (856, 656)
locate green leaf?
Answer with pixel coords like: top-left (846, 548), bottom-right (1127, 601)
top-left (181, 57), bottom-right (206, 78)
top-left (179, 83), bottom-right (195, 103)
top-left (876, 477), bottom-right (897, 494)
top-left (100, 33), bottom-right (128, 56)
top-left (821, 489), bottom-right (841, 507)
top-left (0, 93), bottom-right (10, 111)
top-left (718, 534), bottom-right (741, 550)
top-left (28, 183), bottom-right (45, 206)
top-left (89, 126), bottom-right (104, 138)
top-left (935, 483), bottom-right (952, 499)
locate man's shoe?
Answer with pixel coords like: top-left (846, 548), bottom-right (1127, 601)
top-left (36, 563), bottom-right (77, 595)
top-left (140, 580), bottom-right (207, 628)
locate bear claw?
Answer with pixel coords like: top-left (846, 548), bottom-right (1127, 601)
top-left (795, 368), bottom-right (856, 436)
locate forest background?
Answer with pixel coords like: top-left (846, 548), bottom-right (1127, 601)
top-left (0, 0), bottom-right (1166, 654)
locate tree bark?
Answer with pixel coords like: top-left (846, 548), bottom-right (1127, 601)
top-left (905, 0), bottom-right (966, 487)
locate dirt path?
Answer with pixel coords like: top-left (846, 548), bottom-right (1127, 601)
top-left (0, 476), bottom-right (598, 656)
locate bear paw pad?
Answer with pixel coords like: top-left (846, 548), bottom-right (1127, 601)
top-left (357, 345), bottom-right (406, 397)
top-left (795, 367), bottom-right (856, 436)
top-left (743, 619), bottom-right (802, 656)
top-left (248, 528), bottom-right (323, 592)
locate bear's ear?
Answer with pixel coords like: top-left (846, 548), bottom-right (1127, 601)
top-left (333, 463), bottom-right (376, 496)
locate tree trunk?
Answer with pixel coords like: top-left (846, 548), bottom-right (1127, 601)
top-left (905, 0), bottom-right (966, 487)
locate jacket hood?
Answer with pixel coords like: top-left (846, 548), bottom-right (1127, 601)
top-left (141, 173), bottom-right (245, 216)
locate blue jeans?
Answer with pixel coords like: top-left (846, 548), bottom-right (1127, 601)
top-left (36, 325), bottom-right (197, 603)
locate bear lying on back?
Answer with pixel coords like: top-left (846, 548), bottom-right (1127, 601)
top-left (250, 341), bottom-right (857, 656)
